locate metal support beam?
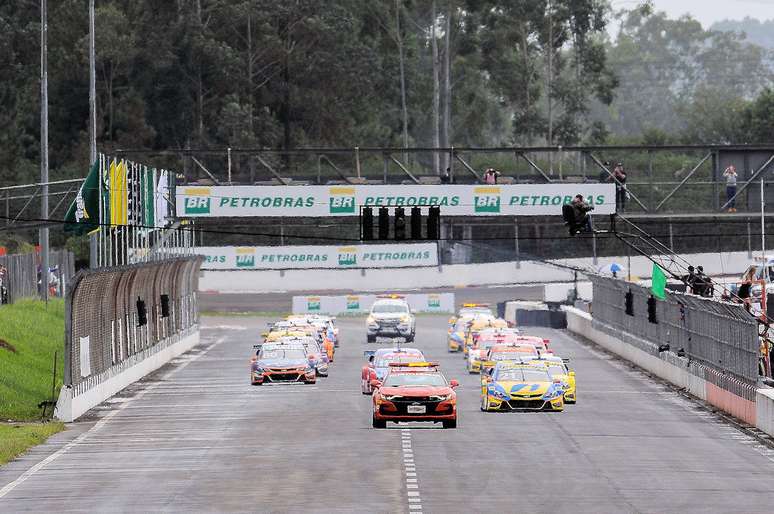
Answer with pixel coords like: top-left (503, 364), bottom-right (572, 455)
top-left (588, 153), bottom-right (649, 212)
top-left (319, 155), bottom-right (353, 184)
top-left (454, 153), bottom-right (482, 182)
top-left (388, 155), bottom-right (420, 184)
top-left (655, 152), bottom-right (712, 211)
top-left (254, 154), bottom-right (289, 185)
top-left (514, 217), bottom-right (520, 269)
top-left (10, 186), bottom-right (40, 226)
top-left (49, 183), bottom-right (77, 217)
top-left (721, 154), bottom-right (774, 211)
top-left (517, 152), bottom-right (552, 183)
top-left (190, 156), bottom-right (221, 185)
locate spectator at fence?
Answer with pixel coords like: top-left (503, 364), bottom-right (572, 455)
top-left (682, 265), bottom-right (697, 293)
top-left (723, 165), bottom-right (738, 212)
top-left (484, 168), bottom-right (500, 185)
top-left (571, 194), bottom-right (594, 234)
top-left (613, 162), bottom-right (627, 211)
top-left (693, 266), bottom-right (713, 297)
top-left (441, 167), bottom-right (452, 184)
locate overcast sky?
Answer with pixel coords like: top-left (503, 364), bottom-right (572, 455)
top-left (647, 0), bottom-right (774, 27)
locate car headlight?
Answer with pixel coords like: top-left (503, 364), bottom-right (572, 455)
top-left (430, 394), bottom-right (450, 401)
top-left (400, 315), bottom-right (411, 323)
top-left (489, 387), bottom-right (508, 400)
top-left (383, 395), bottom-right (403, 401)
top-left (543, 388), bottom-right (562, 400)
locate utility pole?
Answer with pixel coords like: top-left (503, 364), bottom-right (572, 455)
top-left (546, 0), bottom-right (554, 174)
top-left (89, 0), bottom-right (97, 163)
top-left (40, 0), bottom-right (50, 300)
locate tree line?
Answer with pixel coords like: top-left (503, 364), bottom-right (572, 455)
top-left (0, 0), bottom-right (773, 187)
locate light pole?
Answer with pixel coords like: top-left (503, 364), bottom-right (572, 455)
top-left (40, 0), bottom-right (49, 300)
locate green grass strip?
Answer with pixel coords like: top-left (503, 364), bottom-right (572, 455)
top-left (0, 422), bottom-right (65, 466)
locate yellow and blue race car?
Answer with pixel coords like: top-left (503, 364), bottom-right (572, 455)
top-left (480, 363), bottom-right (564, 412)
top-left (527, 356), bottom-right (576, 404)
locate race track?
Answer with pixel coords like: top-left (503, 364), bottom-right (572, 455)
top-left (2, 315), bottom-right (774, 513)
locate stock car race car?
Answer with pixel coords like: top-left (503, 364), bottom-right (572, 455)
top-left (288, 314), bottom-right (339, 348)
top-left (480, 362), bottom-right (564, 412)
top-left (250, 342), bottom-right (317, 385)
top-left (466, 328), bottom-right (522, 374)
top-left (514, 335), bottom-right (552, 354)
top-left (371, 362), bottom-right (459, 429)
top-left (447, 314), bottom-right (502, 352)
top-left (479, 344), bottom-right (540, 375)
top-left (448, 303), bottom-right (493, 328)
top-left (528, 356), bottom-right (576, 404)
top-left (462, 317), bottom-right (508, 357)
top-left (289, 336), bottom-right (329, 377)
top-left (265, 323), bottom-right (335, 362)
top-left (361, 347), bottom-right (425, 394)
top-left (366, 297), bottom-right (416, 343)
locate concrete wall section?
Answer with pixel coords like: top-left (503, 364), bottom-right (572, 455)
top-left (756, 388), bottom-right (774, 437)
top-left (55, 329), bottom-right (200, 422)
top-left (200, 250), bottom-right (753, 294)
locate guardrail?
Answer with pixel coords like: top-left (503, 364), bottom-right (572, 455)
top-left (589, 275), bottom-right (759, 383)
top-left (56, 256), bottom-right (203, 421)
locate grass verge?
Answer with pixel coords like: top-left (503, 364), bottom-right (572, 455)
top-left (0, 422), bottom-right (65, 466)
top-left (0, 299), bottom-right (65, 421)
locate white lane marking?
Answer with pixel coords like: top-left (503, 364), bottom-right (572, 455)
top-left (0, 336), bottom-right (226, 500)
top-left (401, 429), bottom-right (422, 514)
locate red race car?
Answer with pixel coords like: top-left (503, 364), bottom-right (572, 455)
top-left (371, 362), bottom-right (459, 429)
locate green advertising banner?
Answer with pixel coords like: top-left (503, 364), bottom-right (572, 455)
top-left (199, 243), bottom-right (439, 270)
top-left (177, 184), bottom-right (616, 217)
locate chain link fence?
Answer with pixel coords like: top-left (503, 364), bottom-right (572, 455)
top-left (0, 250), bottom-right (75, 302)
top-left (64, 256), bottom-right (202, 391)
top-left (589, 275), bottom-right (759, 384)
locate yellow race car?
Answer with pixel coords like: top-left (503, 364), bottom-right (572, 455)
top-left (480, 363), bottom-right (564, 412)
top-left (462, 317), bottom-right (508, 357)
top-left (447, 316), bottom-right (478, 352)
top-left (527, 357), bottom-right (576, 404)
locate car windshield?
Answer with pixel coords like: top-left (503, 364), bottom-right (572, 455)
top-left (383, 373), bottom-right (447, 387)
top-left (546, 364), bottom-right (567, 376)
top-left (259, 348), bottom-right (306, 360)
top-left (493, 352), bottom-right (534, 361)
top-left (372, 303), bottom-right (408, 314)
top-left (375, 353), bottom-right (422, 368)
top-left (496, 368), bottom-right (551, 382)
top-left (479, 338), bottom-right (516, 348)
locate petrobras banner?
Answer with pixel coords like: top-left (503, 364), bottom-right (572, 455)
top-left (177, 184), bottom-right (615, 217)
top-left (291, 293), bottom-right (455, 315)
top-left (197, 243), bottom-right (438, 270)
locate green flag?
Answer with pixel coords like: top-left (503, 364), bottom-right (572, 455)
top-left (64, 160), bottom-right (101, 235)
top-left (651, 263), bottom-right (667, 300)
top-left (141, 166), bottom-right (155, 228)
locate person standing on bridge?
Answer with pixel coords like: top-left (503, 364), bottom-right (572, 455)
top-left (613, 163), bottom-right (627, 211)
top-left (723, 165), bottom-right (738, 212)
top-left (484, 168), bottom-right (500, 185)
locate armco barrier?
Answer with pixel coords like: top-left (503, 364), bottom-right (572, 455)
top-left (565, 306), bottom-right (764, 430)
top-left (292, 293), bottom-right (455, 315)
top-left (55, 257), bottom-right (203, 422)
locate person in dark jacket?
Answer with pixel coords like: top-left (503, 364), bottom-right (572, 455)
top-left (571, 194), bottom-right (594, 234)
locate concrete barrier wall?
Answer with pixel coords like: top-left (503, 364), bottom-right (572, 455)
top-left (200, 250), bottom-right (753, 294)
top-left (564, 307), bottom-right (771, 432)
top-left (55, 328), bottom-right (199, 422)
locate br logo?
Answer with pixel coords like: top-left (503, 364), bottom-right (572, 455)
top-left (427, 295), bottom-right (441, 308)
top-left (183, 188), bottom-right (211, 214)
top-left (329, 187), bottom-right (356, 214)
top-left (337, 247), bottom-right (357, 266)
top-left (235, 248), bottom-right (255, 268)
top-left (346, 296), bottom-right (360, 310)
top-left (307, 297), bottom-right (321, 311)
top-left (474, 187), bottom-right (501, 213)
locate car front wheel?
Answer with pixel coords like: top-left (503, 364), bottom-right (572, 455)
top-left (372, 415), bottom-right (387, 429)
top-left (442, 419), bottom-right (457, 429)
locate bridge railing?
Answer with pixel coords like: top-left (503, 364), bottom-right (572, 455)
top-left (589, 275), bottom-right (760, 383)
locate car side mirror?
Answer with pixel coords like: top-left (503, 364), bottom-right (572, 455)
top-left (450, 379), bottom-right (459, 389)
top-left (370, 379), bottom-right (382, 389)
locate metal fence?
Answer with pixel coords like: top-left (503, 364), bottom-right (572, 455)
top-left (64, 256), bottom-right (202, 390)
top-left (0, 250), bottom-right (75, 302)
top-left (589, 275), bottom-right (759, 383)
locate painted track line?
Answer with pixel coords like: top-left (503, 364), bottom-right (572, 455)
top-left (0, 336), bottom-right (226, 500)
top-left (402, 428), bottom-right (422, 513)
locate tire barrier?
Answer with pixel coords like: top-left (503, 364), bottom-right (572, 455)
top-left (55, 256), bottom-right (203, 421)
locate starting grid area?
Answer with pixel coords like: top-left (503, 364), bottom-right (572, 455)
top-left (291, 293), bottom-right (455, 315)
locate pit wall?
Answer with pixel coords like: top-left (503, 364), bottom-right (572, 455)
top-left (564, 307), bottom-right (774, 436)
top-left (200, 250), bottom-right (753, 294)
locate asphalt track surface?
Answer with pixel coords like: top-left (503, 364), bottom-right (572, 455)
top-left (3, 316), bottom-right (774, 513)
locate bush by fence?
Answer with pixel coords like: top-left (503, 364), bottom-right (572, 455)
top-left (64, 257), bottom-right (202, 389)
top-left (589, 275), bottom-right (759, 383)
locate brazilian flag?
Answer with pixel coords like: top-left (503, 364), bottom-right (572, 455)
top-left (64, 160), bottom-right (101, 235)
